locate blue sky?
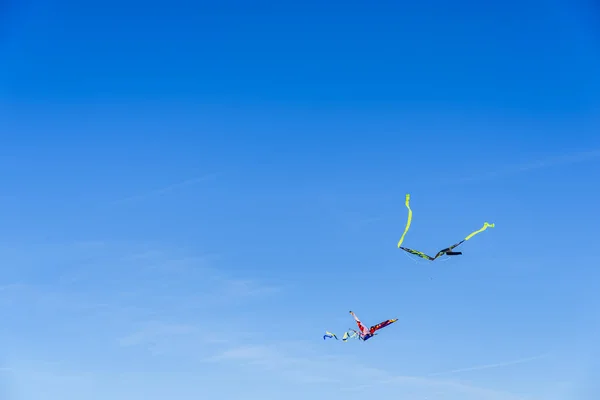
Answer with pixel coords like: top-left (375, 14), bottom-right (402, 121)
top-left (1, 0), bottom-right (600, 399)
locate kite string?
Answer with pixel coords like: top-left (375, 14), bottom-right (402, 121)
top-left (403, 250), bottom-right (420, 264)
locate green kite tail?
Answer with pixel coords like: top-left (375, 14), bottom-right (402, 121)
top-left (464, 222), bottom-right (495, 241)
top-left (397, 194), bottom-right (412, 248)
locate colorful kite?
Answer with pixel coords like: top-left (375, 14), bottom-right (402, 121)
top-left (325, 311), bottom-right (397, 342)
top-left (397, 194), bottom-right (495, 261)
top-left (350, 311), bottom-right (397, 341)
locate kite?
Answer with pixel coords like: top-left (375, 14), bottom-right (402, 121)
top-left (325, 311), bottom-right (398, 342)
top-left (397, 194), bottom-right (495, 261)
top-left (350, 311), bottom-right (397, 341)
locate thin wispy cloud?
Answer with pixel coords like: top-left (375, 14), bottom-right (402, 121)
top-left (343, 373), bottom-right (531, 400)
top-left (318, 194), bottom-right (383, 232)
top-left (220, 279), bottom-right (282, 298)
top-left (0, 241), bottom-right (286, 400)
top-left (118, 322), bottom-right (199, 347)
top-left (206, 343), bottom-right (352, 384)
top-left (381, 374), bottom-right (531, 400)
top-left (0, 240), bottom-right (278, 350)
top-left (427, 353), bottom-right (549, 377)
top-left (111, 173), bottom-right (217, 204)
top-left (458, 148), bottom-right (600, 183)
top-left (207, 341), bottom-right (530, 399)
top-left (117, 321), bottom-right (231, 357)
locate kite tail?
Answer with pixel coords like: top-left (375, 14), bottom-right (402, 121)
top-left (397, 194), bottom-right (413, 248)
top-left (464, 222), bottom-right (495, 241)
top-left (342, 330), bottom-right (359, 342)
top-left (324, 330), bottom-right (359, 342)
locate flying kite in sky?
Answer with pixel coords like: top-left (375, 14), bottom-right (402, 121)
top-left (324, 311), bottom-right (397, 342)
top-left (350, 311), bottom-right (397, 341)
top-left (396, 194), bottom-right (495, 261)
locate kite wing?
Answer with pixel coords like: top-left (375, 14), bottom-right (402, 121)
top-left (349, 311), bottom-right (370, 336)
top-left (430, 222), bottom-right (495, 258)
top-left (399, 246), bottom-right (436, 260)
top-left (370, 319), bottom-right (398, 333)
top-left (432, 240), bottom-right (465, 258)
